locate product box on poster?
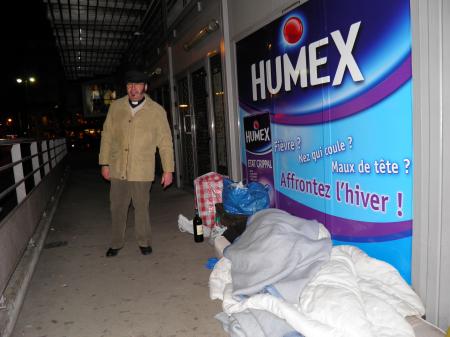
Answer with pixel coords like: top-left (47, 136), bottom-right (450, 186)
top-left (243, 112), bottom-right (275, 207)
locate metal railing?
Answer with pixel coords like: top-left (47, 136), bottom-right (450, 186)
top-left (0, 138), bottom-right (67, 222)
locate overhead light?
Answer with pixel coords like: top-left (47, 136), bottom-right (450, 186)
top-left (29, 77), bottom-right (36, 83)
top-left (179, 104), bottom-right (189, 108)
top-left (16, 78), bottom-right (23, 83)
top-left (183, 19), bottom-right (220, 51)
top-left (207, 50), bottom-right (218, 57)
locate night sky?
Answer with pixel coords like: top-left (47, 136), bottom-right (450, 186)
top-left (0, 1), bottom-right (78, 134)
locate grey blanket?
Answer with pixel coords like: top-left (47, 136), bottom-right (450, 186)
top-left (216, 309), bottom-right (304, 337)
top-left (224, 208), bottom-right (332, 303)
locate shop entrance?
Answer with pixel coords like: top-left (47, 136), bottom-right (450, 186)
top-left (176, 76), bottom-right (195, 187)
top-left (191, 66), bottom-right (211, 177)
top-left (175, 59), bottom-right (227, 188)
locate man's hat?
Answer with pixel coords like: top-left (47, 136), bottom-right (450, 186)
top-left (124, 69), bottom-right (149, 83)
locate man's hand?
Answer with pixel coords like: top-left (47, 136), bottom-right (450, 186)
top-left (161, 172), bottom-right (173, 189)
top-left (101, 166), bottom-right (110, 181)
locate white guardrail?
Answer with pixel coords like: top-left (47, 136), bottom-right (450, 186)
top-left (0, 138), bottom-right (67, 221)
top-left (0, 138), bottom-right (68, 337)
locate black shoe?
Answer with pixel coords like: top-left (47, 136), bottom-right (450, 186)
top-left (106, 247), bottom-right (121, 257)
top-left (139, 246), bottom-right (152, 255)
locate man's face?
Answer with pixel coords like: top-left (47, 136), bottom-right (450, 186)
top-left (126, 82), bottom-right (147, 101)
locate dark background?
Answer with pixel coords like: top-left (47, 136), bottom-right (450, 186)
top-left (0, 1), bottom-right (84, 139)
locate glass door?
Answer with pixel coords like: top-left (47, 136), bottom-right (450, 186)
top-left (191, 66), bottom-right (211, 177)
top-left (176, 76), bottom-right (195, 187)
top-left (175, 64), bottom-right (214, 187)
top-left (209, 53), bottom-right (228, 175)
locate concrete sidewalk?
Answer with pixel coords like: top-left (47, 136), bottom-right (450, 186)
top-left (11, 156), bottom-right (227, 337)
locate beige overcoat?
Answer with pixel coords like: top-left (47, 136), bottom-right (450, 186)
top-left (99, 94), bottom-right (174, 181)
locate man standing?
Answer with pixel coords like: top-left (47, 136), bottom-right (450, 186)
top-left (99, 70), bottom-right (174, 257)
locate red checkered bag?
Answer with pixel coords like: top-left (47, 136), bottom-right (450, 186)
top-left (194, 172), bottom-right (224, 229)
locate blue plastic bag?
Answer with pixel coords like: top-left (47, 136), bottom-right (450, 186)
top-left (222, 178), bottom-right (270, 215)
top-left (204, 257), bottom-right (219, 270)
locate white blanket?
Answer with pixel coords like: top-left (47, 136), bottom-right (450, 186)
top-left (210, 245), bottom-right (425, 337)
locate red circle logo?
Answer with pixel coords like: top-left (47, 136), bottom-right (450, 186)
top-left (283, 17), bottom-right (303, 44)
top-left (253, 120), bottom-right (260, 130)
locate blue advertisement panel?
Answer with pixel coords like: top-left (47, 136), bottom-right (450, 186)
top-left (236, 0), bottom-right (413, 281)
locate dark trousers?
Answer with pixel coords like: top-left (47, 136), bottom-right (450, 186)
top-left (110, 179), bottom-right (153, 249)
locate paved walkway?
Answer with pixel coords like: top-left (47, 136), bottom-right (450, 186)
top-left (11, 152), bottom-right (227, 337)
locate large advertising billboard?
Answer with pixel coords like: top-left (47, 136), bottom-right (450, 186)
top-left (236, 0), bottom-right (413, 281)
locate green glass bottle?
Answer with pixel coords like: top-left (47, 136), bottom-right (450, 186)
top-left (193, 210), bottom-right (204, 243)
